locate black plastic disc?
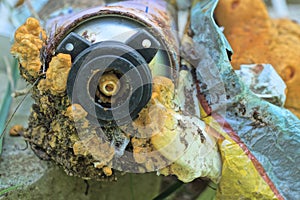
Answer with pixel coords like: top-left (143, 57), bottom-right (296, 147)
top-left (67, 41), bottom-right (152, 126)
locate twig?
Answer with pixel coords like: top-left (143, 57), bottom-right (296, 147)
top-left (12, 88), bottom-right (31, 98)
top-left (0, 78), bottom-right (40, 141)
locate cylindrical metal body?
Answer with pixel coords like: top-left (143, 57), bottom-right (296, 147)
top-left (13, 0), bottom-right (181, 180)
top-left (10, 0), bottom-right (224, 186)
top-left (42, 0), bottom-right (180, 126)
top-left (44, 0), bottom-right (179, 77)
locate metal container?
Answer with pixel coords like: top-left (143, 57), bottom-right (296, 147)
top-left (43, 0), bottom-right (180, 126)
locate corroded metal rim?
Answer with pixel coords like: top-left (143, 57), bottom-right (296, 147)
top-left (43, 0), bottom-right (179, 79)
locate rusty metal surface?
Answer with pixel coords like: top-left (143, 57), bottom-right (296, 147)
top-left (43, 0), bottom-right (180, 78)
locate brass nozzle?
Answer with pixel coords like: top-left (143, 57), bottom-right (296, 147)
top-left (99, 73), bottom-right (120, 97)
